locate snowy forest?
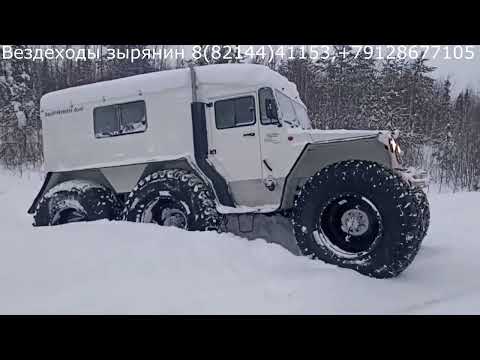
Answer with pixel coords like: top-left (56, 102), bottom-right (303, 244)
top-left (1, 45), bottom-right (479, 191)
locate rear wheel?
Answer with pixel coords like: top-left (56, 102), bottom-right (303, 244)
top-left (292, 160), bottom-right (426, 279)
top-left (33, 180), bottom-right (120, 226)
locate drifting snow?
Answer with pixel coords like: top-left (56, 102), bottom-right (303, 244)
top-left (1, 170), bottom-right (480, 314)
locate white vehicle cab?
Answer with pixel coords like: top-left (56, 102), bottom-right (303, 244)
top-left (29, 63), bottom-right (430, 278)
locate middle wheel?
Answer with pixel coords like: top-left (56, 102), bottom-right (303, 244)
top-left (122, 169), bottom-right (221, 231)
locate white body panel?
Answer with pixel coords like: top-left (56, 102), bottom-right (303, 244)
top-left (42, 85), bottom-right (194, 172)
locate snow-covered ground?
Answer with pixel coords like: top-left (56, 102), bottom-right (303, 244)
top-left (1, 169), bottom-right (479, 314)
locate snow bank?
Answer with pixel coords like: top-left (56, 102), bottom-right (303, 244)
top-left (1, 169), bottom-right (480, 314)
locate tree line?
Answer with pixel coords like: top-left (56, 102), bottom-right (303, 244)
top-left (1, 45), bottom-right (479, 191)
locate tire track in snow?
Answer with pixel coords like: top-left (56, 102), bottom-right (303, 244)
top-left (394, 286), bottom-right (480, 314)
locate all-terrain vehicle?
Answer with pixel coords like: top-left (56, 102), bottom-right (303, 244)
top-left (28, 63), bottom-right (430, 278)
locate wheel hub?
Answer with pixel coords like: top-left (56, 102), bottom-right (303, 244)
top-left (161, 208), bottom-right (188, 229)
top-left (316, 194), bottom-right (382, 257)
top-left (52, 208), bottom-right (87, 225)
top-left (340, 208), bottom-right (370, 236)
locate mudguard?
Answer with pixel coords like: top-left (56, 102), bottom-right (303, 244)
top-left (279, 135), bottom-right (393, 210)
top-left (27, 169), bottom-right (113, 214)
top-left (27, 172), bottom-right (53, 214)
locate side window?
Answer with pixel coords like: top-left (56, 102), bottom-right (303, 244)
top-left (94, 105), bottom-right (118, 138)
top-left (119, 101), bottom-right (147, 134)
top-left (94, 100), bottom-right (147, 138)
top-left (258, 87), bottom-right (278, 125)
top-left (215, 96), bottom-right (256, 130)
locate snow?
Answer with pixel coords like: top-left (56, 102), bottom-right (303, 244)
top-left (1, 169), bottom-right (480, 314)
top-left (286, 128), bottom-right (397, 147)
top-left (196, 64), bottom-right (301, 101)
top-left (217, 204), bottom-right (279, 214)
top-left (44, 179), bottom-right (97, 198)
top-left (15, 111), bottom-right (26, 128)
top-left (297, 129), bottom-right (383, 143)
top-left (12, 101), bottom-right (21, 112)
top-left (20, 72), bottom-right (30, 81)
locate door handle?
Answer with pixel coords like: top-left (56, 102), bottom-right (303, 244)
top-left (243, 132), bottom-right (255, 137)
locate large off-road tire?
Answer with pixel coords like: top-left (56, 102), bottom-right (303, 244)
top-left (292, 160), bottom-right (426, 279)
top-left (121, 169), bottom-right (221, 231)
top-left (411, 186), bottom-right (430, 242)
top-left (33, 180), bottom-right (120, 226)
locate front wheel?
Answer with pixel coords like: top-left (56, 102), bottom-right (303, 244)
top-left (411, 186), bottom-right (430, 242)
top-left (292, 160), bottom-right (426, 279)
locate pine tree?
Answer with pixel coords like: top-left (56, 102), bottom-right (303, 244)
top-left (0, 45), bottom-right (41, 167)
top-left (104, 45), bottom-right (155, 80)
top-left (76, 45), bottom-right (95, 86)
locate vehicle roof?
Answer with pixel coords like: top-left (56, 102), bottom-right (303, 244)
top-left (40, 64), bottom-right (302, 110)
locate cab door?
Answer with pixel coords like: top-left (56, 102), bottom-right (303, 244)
top-left (206, 93), bottom-right (263, 207)
top-left (257, 87), bottom-right (307, 208)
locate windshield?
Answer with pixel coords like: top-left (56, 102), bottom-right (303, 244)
top-left (275, 90), bottom-right (312, 130)
top-left (291, 100), bottom-right (312, 130)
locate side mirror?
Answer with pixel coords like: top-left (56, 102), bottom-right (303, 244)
top-left (265, 99), bottom-right (279, 124)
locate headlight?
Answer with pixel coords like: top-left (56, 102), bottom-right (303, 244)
top-left (389, 138), bottom-right (397, 152)
top-left (389, 138), bottom-right (402, 157)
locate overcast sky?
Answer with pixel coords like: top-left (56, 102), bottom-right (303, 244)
top-left (429, 53), bottom-right (480, 95)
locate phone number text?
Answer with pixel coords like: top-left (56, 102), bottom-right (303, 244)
top-left (192, 45), bottom-right (478, 63)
